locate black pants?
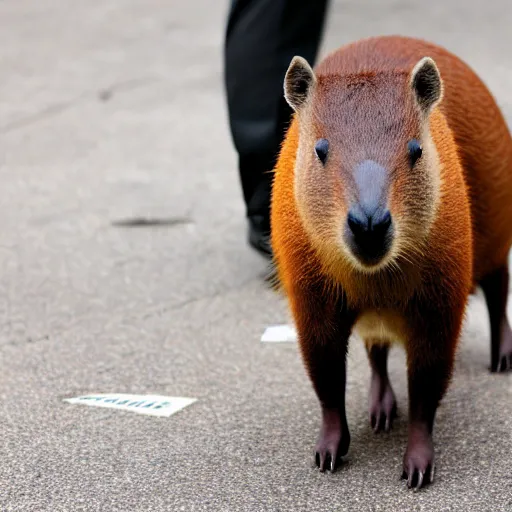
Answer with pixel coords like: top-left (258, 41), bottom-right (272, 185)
top-left (224, 0), bottom-right (330, 228)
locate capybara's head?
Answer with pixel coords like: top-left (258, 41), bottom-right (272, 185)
top-left (284, 55), bottom-right (443, 273)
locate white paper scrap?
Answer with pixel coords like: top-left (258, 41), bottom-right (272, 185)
top-left (261, 324), bottom-right (297, 343)
top-left (63, 394), bottom-right (197, 417)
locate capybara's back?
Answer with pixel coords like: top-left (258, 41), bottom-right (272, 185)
top-left (270, 35), bottom-right (512, 490)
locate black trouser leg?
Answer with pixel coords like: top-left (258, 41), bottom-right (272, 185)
top-left (224, 0), bottom-right (330, 225)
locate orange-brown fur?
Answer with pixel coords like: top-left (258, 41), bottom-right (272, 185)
top-left (270, 35), bottom-right (512, 486)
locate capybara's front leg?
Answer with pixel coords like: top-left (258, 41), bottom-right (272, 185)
top-left (303, 332), bottom-right (352, 472)
top-left (402, 297), bottom-right (464, 490)
top-left (289, 281), bottom-right (356, 473)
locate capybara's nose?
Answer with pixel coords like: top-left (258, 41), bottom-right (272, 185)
top-left (346, 207), bottom-right (393, 266)
top-left (347, 208), bottom-right (391, 236)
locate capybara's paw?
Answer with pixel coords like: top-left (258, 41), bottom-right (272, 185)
top-left (369, 376), bottom-right (397, 433)
top-left (494, 352), bottom-right (512, 372)
top-left (314, 409), bottom-right (350, 472)
top-left (401, 430), bottom-right (435, 491)
top-left (492, 333), bottom-right (512, 372)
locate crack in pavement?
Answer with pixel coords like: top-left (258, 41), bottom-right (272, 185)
top-left (139, 275), bottom-right (262, 321)
top-left (0, 76), bottom-right (159, 134)
top-left (0, 94), bottom-right (88, 133)
top-left (1, 275), bottom-right (266, 348)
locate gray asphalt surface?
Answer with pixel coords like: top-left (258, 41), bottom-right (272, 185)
top-left (0, 1), bottom-right (511, 511)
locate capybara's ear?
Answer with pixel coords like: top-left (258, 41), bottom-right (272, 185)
top-left (284, 56), bottom-right (316, 112)
top-left (410, 57), bottom-right (443, 112)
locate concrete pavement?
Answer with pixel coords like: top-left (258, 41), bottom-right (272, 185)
top-left (0, 0), bottom-right (511, 510)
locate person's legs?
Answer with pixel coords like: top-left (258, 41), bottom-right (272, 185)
top-left (224, 0), bottom-right (330, 257)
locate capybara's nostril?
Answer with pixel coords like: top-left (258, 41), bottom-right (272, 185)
top-left (347, 210), bottom-right (367, 235)
top-left (371, 209), bottom-right (392, 234)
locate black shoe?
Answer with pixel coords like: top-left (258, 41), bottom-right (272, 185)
top-left (248, 215), bottom-right (273, 259)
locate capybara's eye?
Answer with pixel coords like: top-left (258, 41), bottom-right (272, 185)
top-left (314, 138), bottom-right (329, 164)
top-left (407, 139), bottom-right (423, 166)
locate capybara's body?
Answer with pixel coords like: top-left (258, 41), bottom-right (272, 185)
top-left (270, 35), bottom-right (512, 489)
